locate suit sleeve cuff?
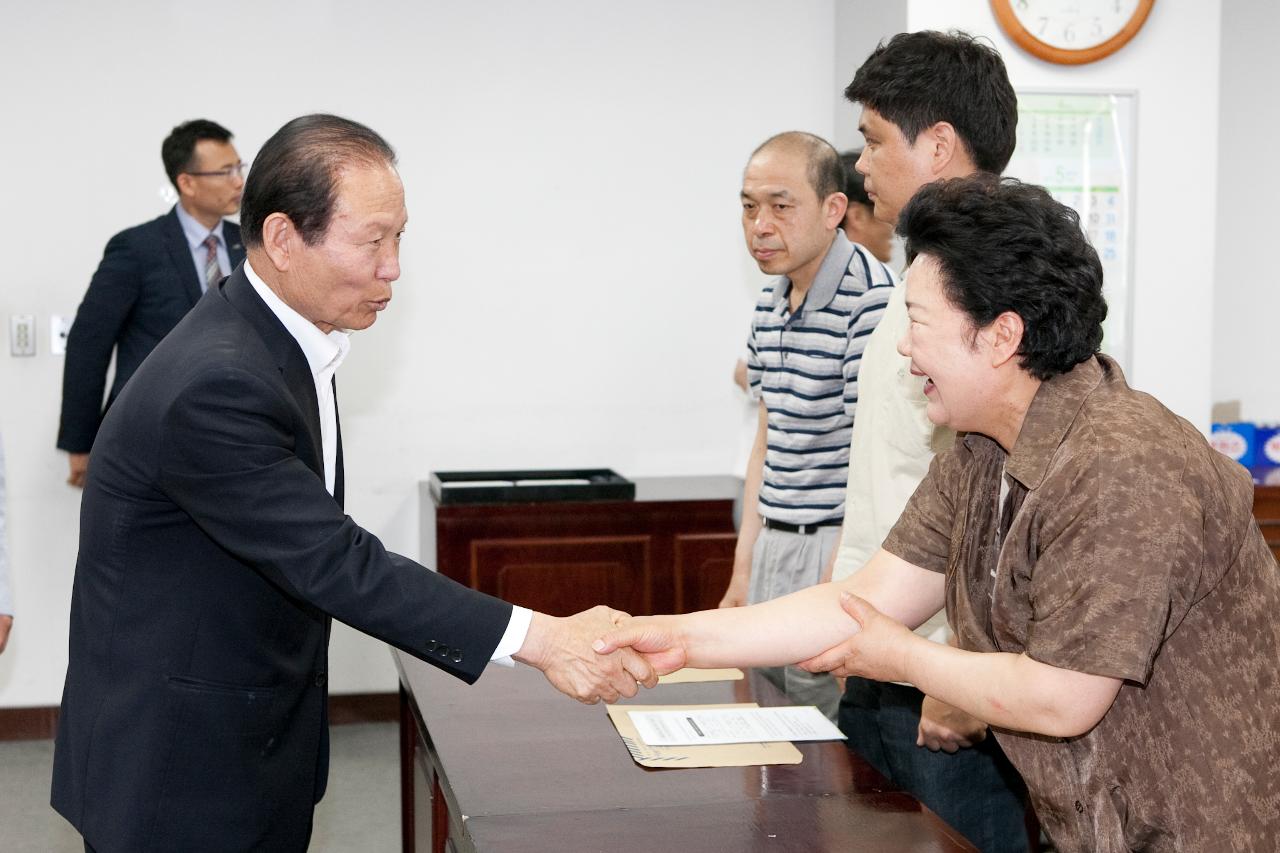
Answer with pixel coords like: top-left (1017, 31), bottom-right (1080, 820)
top-left (489, 605), bottom-right (533, 667)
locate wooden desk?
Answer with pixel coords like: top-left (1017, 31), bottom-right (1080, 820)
top-left (395, 652), bottom-right (976, 853)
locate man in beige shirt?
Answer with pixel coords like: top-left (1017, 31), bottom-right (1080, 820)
top-left (826, 31), bottom-right (1029, 852)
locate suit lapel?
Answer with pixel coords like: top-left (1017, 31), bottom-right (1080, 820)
top-left (225, 222), bottom-right (246, 270)
top-left (220, 268), bottom-right (326, 482)
top-left (162, 207), bottom-right (205, 307)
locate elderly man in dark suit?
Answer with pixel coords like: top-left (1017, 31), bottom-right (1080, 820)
top-left (58, 119), bottom-right (247, 487)
top-left (51, 114), bottom-right (655, 853)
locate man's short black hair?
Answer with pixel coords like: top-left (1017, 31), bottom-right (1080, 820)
top-left (239, 114), bottom-right (397, 249)
top-left (845, 31), bottom-right (1017, 175)
top-left (161, 119), bottom-right (234, 189)
top-left (899, 175), bottom-right (1106, 380)
top-left (839, 149), bottom-right (872, 208)
top-left (749, 131), bottom-right (844, 201)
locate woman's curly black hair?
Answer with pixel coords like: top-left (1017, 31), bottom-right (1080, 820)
top-left (899, 175), bottom-right (1108, 380)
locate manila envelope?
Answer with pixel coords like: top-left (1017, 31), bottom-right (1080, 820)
top-left (657, 667), bottom-right (744, 685)
top-left (605, 702), bottom-right (803, 769)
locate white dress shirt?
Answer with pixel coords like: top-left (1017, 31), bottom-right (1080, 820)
top-left (243, 259), bottom-right (530, 661)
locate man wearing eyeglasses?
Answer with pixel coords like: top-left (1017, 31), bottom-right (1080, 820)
top-left (57, 119), bottom-right (247, 487)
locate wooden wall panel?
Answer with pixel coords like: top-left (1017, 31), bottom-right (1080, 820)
top-left (673, 532), bottom-right (738, 613)
top-left (471, 536), bottom-right (651, 616)
top-left (430, 490), bottom-right (738, 618)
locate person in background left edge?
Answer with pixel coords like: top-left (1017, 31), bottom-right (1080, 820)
top-left (0, 431), bottom-right (12, 654)
top-left (56, 119), bottom-right (247, 488)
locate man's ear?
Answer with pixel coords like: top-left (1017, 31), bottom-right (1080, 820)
top-left (824, 191), bottom-right (849, 230)
top-left (987, 310), bottom-right (1025, 368)
top-left (922, 121), bottom-right (972, 177)
top-left (260, 213), bottom-right (296, 272)
top-left (174, 173), bottom-right (196, 201)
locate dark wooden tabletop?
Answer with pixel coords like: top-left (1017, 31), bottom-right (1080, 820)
top-left (396, 653), bottom-right (977, 853)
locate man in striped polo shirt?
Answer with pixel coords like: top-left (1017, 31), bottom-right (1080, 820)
top-left (720, 131), bottom-right (894, 719)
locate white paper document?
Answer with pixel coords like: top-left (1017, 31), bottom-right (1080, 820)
top-left (628, 706), bottom-right (845, 746)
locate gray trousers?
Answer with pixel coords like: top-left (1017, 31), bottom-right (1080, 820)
top-left (747, 524), bottom-right (842, 720)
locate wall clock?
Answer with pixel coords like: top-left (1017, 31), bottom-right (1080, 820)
top-left (991, 0), bottom-right (1156, 65)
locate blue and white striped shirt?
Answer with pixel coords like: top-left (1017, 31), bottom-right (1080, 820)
top-left (746, 231), bottom-right (895, 525)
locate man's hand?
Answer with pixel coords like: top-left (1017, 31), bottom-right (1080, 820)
top-left (514, 606), bottom-right (658, 705)
top-left (593, 614), bottom-right (689, 677)
top-left (797, 592), bottom-right (914, 681)
top-left (718, 564), bottom-right (750, 609)
top-left (67, 452), bottom-right (89, 488)
top-left (917, 694), bottom-right (988, 753)
top-left (0, 615), bottom-right (12, 655)
top-left (819, 542), bottom-right (838, 585)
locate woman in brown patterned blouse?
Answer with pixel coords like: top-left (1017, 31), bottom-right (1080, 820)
top-left (598, 176), bottom-right (1280, 852)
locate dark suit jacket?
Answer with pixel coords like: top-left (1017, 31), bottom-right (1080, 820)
top-left (52, 266), bottom-right (512, 852)
top-left (57, 206), bottom-right (246, 453)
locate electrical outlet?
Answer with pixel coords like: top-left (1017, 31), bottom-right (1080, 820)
top-left (50, 314), bottom-right (72, 356)
top-left (9, 314), bottom-right (35, 357)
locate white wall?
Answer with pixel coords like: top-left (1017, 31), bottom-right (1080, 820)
top-left (833, 2), bottom-right (907, 151)
top-left (907, 0), bottom-right (1223, 429)
top-left (0, 0), bottom-right (842, 706)
top-left (1213, 0), bottom-right (1279, 422)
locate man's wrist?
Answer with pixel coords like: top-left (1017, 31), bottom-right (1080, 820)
top-left (512, 611), bottom-right (552, 669)
top-left (491, 605), bottom-right (533, 664)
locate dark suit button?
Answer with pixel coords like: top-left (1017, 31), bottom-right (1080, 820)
top-left (314, 672), bottom-right (327, 687)
top-left (451, 649), bottom-right (463, 664)
top-left (439, 645), bottom-right (453, 659)
top-left (426, 640), bottom-right (438, 652)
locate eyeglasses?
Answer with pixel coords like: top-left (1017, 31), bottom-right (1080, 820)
top-left (185, 161), bottom-right (248, 180)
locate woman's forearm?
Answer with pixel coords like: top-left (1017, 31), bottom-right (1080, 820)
top-left (678, 549), bottom-right (947, 669)
top-left (902, 638), bottom-right (1122, 737)
top-left (679, 581), bottom-right (859, 668)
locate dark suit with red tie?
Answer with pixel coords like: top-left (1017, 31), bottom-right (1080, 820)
top-left (52, 265), bottom-right (512, 852)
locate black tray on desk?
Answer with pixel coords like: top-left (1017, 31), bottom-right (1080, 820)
top-left (429, 468), bottom-right (635, 506)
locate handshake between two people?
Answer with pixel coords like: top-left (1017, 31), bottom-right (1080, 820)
top-left (512, 590), bottom-right (897, 705)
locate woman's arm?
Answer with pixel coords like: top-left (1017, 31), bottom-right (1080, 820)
top-left (593, 548), bottom-right (945, 671)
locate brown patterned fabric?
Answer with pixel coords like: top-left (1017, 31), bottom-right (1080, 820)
top-left (884, 355), bottom-right (1280, 852)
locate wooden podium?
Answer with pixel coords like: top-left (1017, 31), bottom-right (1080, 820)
top-left (421, 475), bottom-right (742, 616)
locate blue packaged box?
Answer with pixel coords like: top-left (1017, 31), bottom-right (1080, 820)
top-left (1210, 422), bottom-right (1257, 468)
top-left (1256, 426), bottom-right (1280, 467)
top-left (1252, 425), bottom-right (1280, 484)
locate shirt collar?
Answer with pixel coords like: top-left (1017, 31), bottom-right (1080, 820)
top-left (768, 230), bottom-right (852, 315)
top-left (1003, 355), bottom-right (1113, 490)
top-left (244, 258), bottom-right (350, 382)
top-left (174, 202), bottom-right (226, 251)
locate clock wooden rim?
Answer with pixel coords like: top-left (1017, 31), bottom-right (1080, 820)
top-left (990, 0), bottom-right (1156, 65)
